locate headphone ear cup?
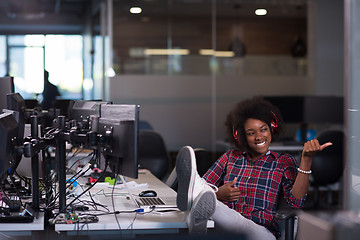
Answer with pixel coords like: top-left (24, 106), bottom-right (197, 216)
top-left (271, 111), bottom-right (278, 134)
top-left (232, 128), bottom-right (238, 140)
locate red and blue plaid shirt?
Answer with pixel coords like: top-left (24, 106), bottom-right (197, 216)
top-left (202, 149), bottom-right (306, 237)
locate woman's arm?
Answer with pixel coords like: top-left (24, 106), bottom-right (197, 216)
top-left (291, 139), bottom-right (333, 199)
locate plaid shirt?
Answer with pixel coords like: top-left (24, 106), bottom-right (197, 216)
top-left (202, 149), bottom-right (306, 238)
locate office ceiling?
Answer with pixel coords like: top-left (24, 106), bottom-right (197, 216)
top-left (114, 0), bottom-right (307, 18)
top-left (0, 0), bottom-right (307, 34)
top-left (0, 0), bottom-right (90, 18)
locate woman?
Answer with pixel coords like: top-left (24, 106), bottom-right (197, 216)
top-left (176, 96), bottom-right (332, 240)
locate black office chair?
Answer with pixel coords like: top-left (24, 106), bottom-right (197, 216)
top-left (276, 193), bottom-right (298, 240)
top-left (309, 130), bottom-right (344, 209)
top-left (165, 148), bottom-right (214, 191)
top-left (138, 130), bottom-right (171, 181)
top-left (194, 148), bottom-right (214, 177)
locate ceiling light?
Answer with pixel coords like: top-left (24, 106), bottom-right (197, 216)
top-left (255, 9), bottom-right (267, 16)
top-left (199, 49), bottom-right (235, 57)
top-left (144, 49), bottom-right (190, 56)
top-left (130, 7), bottom-right (142, 14)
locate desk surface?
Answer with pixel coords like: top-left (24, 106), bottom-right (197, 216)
top-left (55, 169), bottom-right (200, 233)
top-left (269, 144), bottom-right (303, 152)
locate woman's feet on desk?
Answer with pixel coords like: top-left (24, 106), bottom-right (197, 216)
top-left (175, 146), bottom-right (217, 234)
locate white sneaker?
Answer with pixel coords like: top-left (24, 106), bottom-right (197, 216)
top-left (185, 190), bottom-right (216, 235)
top-left (176, 146), bottom-right (217, 211)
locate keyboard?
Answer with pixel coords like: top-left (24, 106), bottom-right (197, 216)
top-left (138, 197), bottom-right (165, 206)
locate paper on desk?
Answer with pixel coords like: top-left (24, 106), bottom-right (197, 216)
top-left (106, 181), bottom-right (148, 190)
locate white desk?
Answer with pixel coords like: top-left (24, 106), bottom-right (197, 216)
top-left (55, 170), bottom-right (213, 236)
top-left (269, 144), bottom-right (303, 152)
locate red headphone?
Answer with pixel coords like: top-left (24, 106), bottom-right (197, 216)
top-left (233, 111), bottom-right (278, 141)
top-left (232, 127), bottom-right (238, 141)
top-left (271, 111), bottom-right (278, 134)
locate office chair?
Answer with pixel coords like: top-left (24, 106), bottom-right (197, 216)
top-left (276, 193), bottom-right (299, 240)
top-left (138, 130), bottom-right (171, 181)
top-left (165, 148), bottom-right (213, 191)
top-left (139, 120), bottom-right (153, 130)
top-left (309, 130), bottom-right (344, 209)
top-left (194, 148), bottom-right (214, 177)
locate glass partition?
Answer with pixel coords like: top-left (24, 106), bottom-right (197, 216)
top-left (112, 1), bottom-right (307, 76)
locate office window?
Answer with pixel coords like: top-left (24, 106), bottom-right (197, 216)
top-left (7, 34), bottom-right (83, 100)
top-left (45, 35), bottom-right (83, 99)
top-left (8, 35), bottom-right (44, 99)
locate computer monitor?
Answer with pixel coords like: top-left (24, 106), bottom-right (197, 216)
top-left (265, 95), bottom-right (344, 124)
top-left (0, 76), bottom-right (15, 113)
top-left (265, 95), bottom-right (344, 142)
top-left (53, 99), bottom-right (74, 118)
top-left (0, 112), bottom-right (19, 181)
top-left (264, 96), bottom-right (305, 123)
top-left (98, 104), bottom-right (140, 179)
top-left (304, 96), bottom-right (343, 124)
top-left (69, 100), bottom-right (110, 125)
top-left (6, 93), bottom-right (26, 140)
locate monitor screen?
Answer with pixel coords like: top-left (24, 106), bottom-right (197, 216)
top-left (264, 96), bottom-right (305, 123)
top-left (264, 95), bottom-right (344, 125)
top-left (0, 76), bottom-right (15, 113)
top-left (98, 104), bottom-right (139, 179)
top-left (0, 112), bottom-right (19, 181)
top-left (304, 96), bottom-right (344, 124)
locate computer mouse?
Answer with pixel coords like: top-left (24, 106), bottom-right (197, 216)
top-left (139, 190), bottom-right (157, 197)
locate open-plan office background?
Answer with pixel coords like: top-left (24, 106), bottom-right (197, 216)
top-left (3, 0), bottom-right (360, 211)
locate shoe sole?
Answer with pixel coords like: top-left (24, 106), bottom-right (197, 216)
top-left (187, 190), bottom-right (216, 235)
top-left (176, 146), bottom-right (196, 211)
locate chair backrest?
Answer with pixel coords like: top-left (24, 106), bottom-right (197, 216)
top-left (138, 130), bottom-right (170, 181)
top-left (194, 148), bottom-right (213, 177)
top-left (311, 130), bottom-right (344, 186)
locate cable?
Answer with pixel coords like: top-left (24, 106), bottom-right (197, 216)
top-left (52, 160), bottom-right (109, 220)
top-left (111, 171), bottom-right (121, 231)
top-left (48, 163), bottom-right (94, 208)
top-left (66, 150), bottom-right (95, 174)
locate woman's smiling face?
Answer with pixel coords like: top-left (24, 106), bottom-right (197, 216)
top-left (244, 118), bottom-right (272, 160)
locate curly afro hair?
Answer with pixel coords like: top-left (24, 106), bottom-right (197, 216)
top-left (224, 96), bottom-right (284, 152)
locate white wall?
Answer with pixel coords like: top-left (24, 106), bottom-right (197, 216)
top-left (109, 74), bottom-right (313, 151)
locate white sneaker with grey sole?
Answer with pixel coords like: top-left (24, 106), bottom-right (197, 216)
top-left (185, 190), bottom-right (216, 235)
top-left (175, 146), bottom-right (217, 234)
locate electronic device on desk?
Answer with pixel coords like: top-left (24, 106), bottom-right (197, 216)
top-left (0, 76), bottom-right (14, 113)
top-left (265, 95), bottom-right (344, 142)
top-left (69, 100), bottom-right (110, 125)
top-left (0, 113), bottom-right (35, 222)
top-left (0, 211), bottom-right (34, 223)
top-left (135, 190), bottom-right (178, 210)
top-left (0, 112), bottom-right (20, 182)
top-left (98, 104), bottom-right (140, 179)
